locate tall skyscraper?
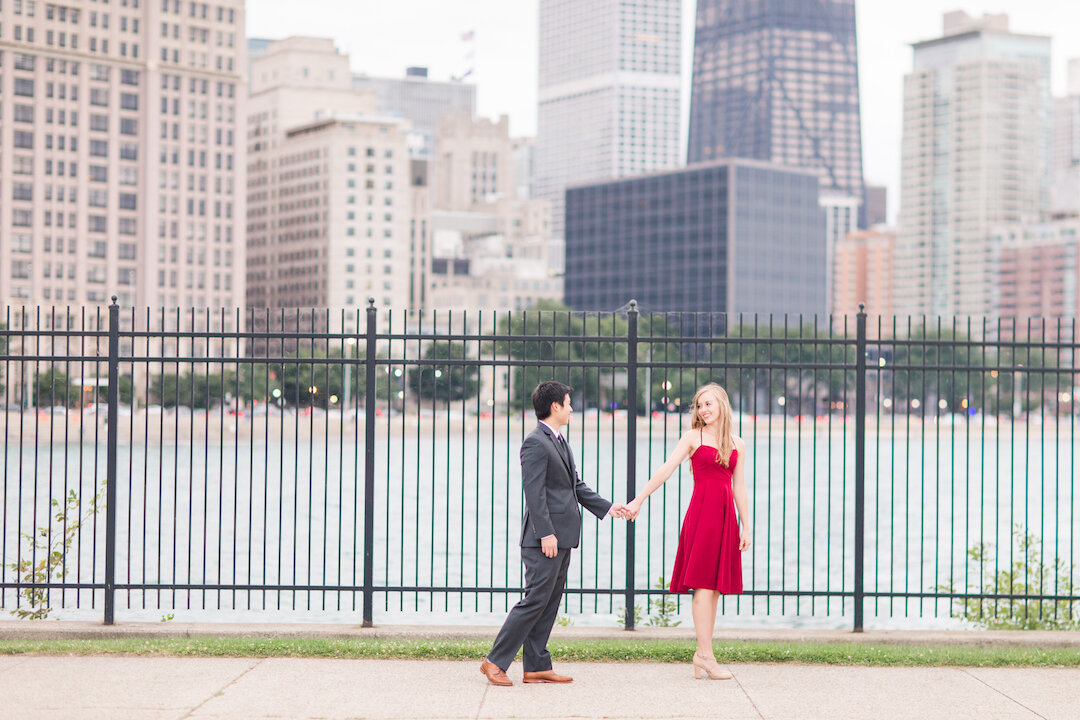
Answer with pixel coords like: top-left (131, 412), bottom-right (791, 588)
top-left (1051, 58), bottom-right (1080, 216)
top-left (536, 0), bottom-right (681, 238)
top-left (0, 0), bottom-right (247, 315)
top-left (688, 0), bottom-right (865, 215)
top-left (896, 12), bottom-right (1050, 318)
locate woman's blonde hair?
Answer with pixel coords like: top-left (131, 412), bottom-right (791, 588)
top-left (690, 383), bottom-right (735, 467)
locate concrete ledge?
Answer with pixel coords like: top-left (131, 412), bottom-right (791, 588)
top-left (1, 621), bottom-right (1077, 648)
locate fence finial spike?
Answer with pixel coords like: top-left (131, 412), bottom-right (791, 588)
top-left (111, 295), bottom-right (118, 305)
top-left (629, 299), bottom-right (638, 311)
top-left (367, 297), bottom-right (376, 308)
top-left (858, 302), bottom-right (865, 313)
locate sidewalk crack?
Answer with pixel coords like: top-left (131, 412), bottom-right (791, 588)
top-left (0, 658), bottom-right (30, 675)
top-left (474, 681), bottom-right (490, 720)
top-left (731, 669), bottom-right (766, 720)
top-left (180, 657), bottom-right (264, 719)
top-left (960, 668), bottom-right (1047, 719)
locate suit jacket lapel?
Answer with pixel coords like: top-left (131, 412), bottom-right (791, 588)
top-left (542, 425), bottom-right (573, 477)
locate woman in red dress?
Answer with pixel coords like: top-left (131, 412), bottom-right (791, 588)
top-left (626, 383), bottom-right (751, 680)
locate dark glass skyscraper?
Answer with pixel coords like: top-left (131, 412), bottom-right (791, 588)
top-left (688, 0), bottom-right (865, 211)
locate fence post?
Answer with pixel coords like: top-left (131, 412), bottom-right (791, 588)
top-left (853, 304), bottom-right (867, 632)
top-left (104, 297), bottom-right (120, 625)
top-left (624, 300), bottom-right (638, 630)
top-left (362, 299), bottom-right (377, 627)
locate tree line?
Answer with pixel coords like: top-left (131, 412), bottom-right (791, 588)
top-left (9, 302), bottom-right (1071, 416)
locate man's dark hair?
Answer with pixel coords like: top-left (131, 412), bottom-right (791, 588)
top-left (532, 381), bottom-right (573, 420)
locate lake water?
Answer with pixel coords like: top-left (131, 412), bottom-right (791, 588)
top-left (2, 415), bottom-right (1077, 630)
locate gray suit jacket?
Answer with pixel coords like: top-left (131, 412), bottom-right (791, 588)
top-left (519, 423), bottom-right (612, 548)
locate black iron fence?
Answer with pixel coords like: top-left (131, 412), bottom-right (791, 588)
top-left (1, 299), bottom-right (1077, 631)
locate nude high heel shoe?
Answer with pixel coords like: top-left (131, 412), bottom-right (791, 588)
top-left (692, 652), bottom-right (732, 680)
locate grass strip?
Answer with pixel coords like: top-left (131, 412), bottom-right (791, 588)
top-left (0, 637), bottom-right (1077, 667)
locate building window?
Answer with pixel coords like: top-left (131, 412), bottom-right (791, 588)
top-left (12, 234), bottom-right (35, 253)
top-left (12, 183), bottom-right (34, 201)
top-left (14, 105), bottom-right (35, 123)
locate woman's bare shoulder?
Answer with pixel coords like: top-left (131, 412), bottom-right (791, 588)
top-left (732, 434), bottom-right (747, 452)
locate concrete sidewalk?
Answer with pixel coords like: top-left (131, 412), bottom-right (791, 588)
top-left (1, 623), bottom-right (1078, 719)
top-left (1, 655), bottom-right (1077, 719)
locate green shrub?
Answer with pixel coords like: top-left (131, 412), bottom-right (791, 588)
top-left (5, 488), bottom-right (103, 620)
top-left (939, 524), bottom-right (1080, 630)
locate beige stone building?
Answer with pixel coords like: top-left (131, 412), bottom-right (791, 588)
top-left (832, 228), bottom-right (895, 322)
top-left (433, 110), bottom-right (513, 212)
top-left (417, 111), bottom-right (561, 320)
top-left (0, 0), bottom-right (248, 323)
top-left (245, 37), bottom-right (410, 327)
top-left (991, 220), bottom-right (1079, 342)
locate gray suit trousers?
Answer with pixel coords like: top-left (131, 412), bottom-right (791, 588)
top-left (487, 545), bottom-right (571, 671)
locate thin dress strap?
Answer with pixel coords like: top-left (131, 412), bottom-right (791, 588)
top-left (699, 427), bottom-right (703, 446)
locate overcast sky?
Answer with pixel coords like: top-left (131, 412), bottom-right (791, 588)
top-left (248, 1), bottom-right (1080, 223)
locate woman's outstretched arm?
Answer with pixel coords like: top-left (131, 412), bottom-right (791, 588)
top-left (625, 430), bottom-right (695, 519)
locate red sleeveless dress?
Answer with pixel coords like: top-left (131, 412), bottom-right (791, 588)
top-left (668, 433), bottom-right (743, 594)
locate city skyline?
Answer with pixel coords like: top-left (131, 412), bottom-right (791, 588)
top-left (248, 0), bottom-right (1080, 225)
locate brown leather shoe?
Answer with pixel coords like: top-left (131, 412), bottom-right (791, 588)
top-left (480, 659), bottom-right (512, 686)
top-left (523, 669), bottom-right (573, 683)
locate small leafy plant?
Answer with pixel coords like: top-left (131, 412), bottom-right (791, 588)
top-left (617, 576), bottom-right (682, 627)
top-left (938, 524), bottom-right (1080, 630)
top-left (5, 487), bottom-right (103, 620)
top-left (646, 576), bottom-right (681, 627)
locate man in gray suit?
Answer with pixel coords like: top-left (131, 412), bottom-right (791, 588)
top-left (480, 381), bottom-right (628, 686)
